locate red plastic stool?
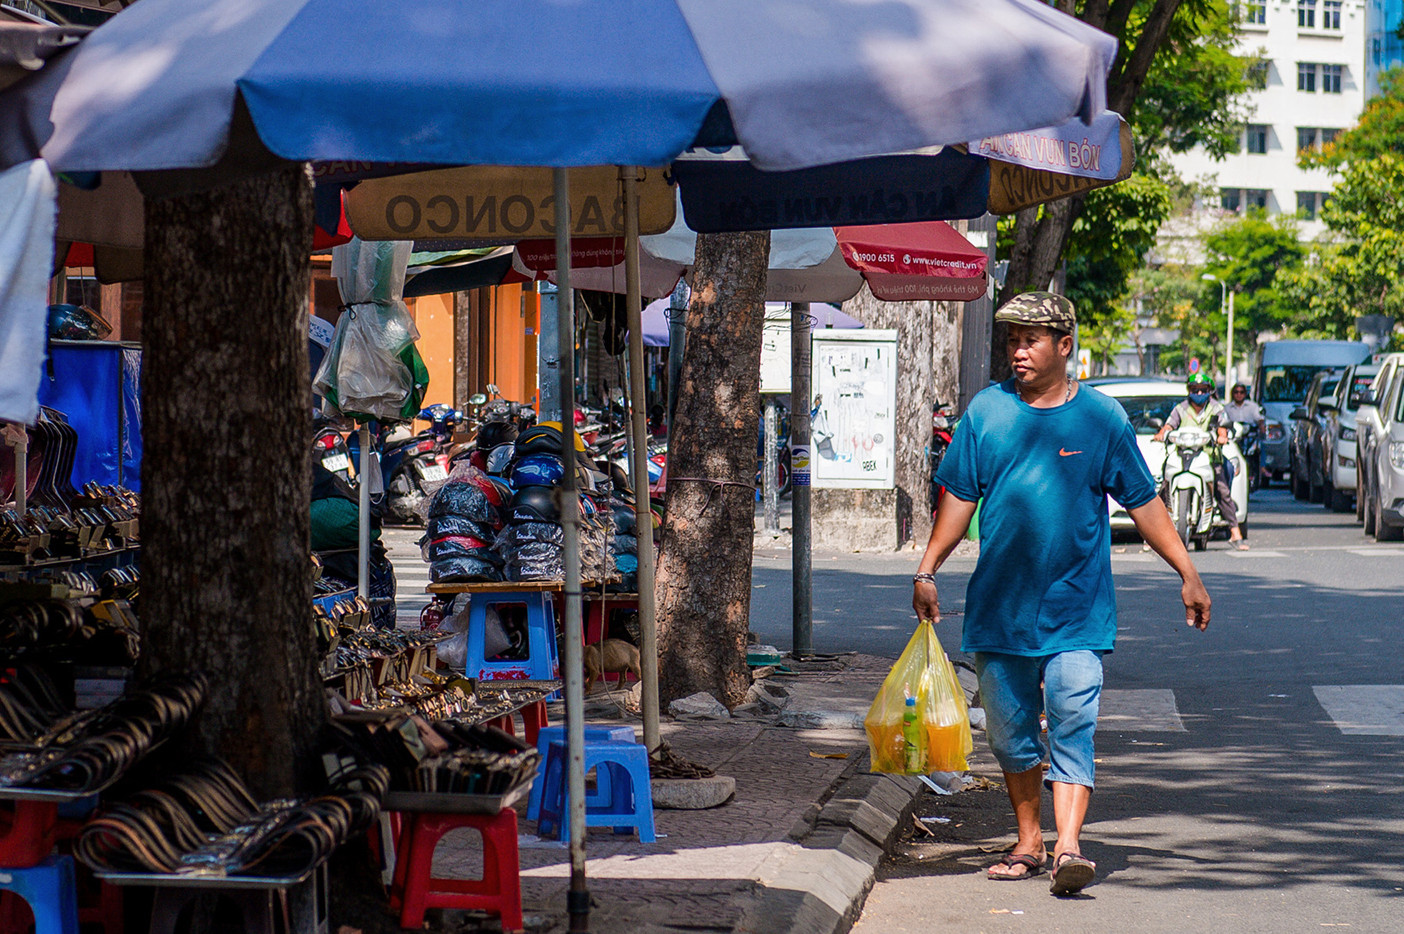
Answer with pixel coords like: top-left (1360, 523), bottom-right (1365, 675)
top-left (0, 802), bottom-right (58, 869)
top-left (389, 809), bottom-right (522, 932)
top-left (520, 700), bottom-right (548, 745)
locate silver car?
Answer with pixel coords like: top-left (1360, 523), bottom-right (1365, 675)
top-left (1317, 364), bottom-right (1378, 512)
top-left (1359, 354), bottom-right (1404, 541)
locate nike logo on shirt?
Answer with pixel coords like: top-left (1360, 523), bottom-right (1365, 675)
top-left (1059, 448), bottom-right (1084, 457)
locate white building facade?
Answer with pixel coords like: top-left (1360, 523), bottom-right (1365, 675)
top-left (1168, 0), bottom-right (1367, 240)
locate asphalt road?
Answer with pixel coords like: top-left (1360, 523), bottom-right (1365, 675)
top-left (748, 488), bottom-right (1404, 933)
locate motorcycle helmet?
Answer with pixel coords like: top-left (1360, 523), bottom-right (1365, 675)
top-left (511, 453), bottom-right (565, 487)
top-left (611, 501), bottom-right (637, 535)
top-left (515, 425), bottom-right (565, 457)
top-left (46, 304), bottom-right (112, 341)
top-left (510, 485), bottom-right (561, 525)
top-left (486, 442), bottom-right (516, 476)
top-left (484, 477), bottom-right (514, 507)
top-left (475, 420), bottom-right (518, 451)
top-left (1185, 372), bottom-right (1214, 390)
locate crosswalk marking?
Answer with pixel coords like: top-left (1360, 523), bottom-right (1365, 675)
top-left (1225, 550), bottom-right (1287, 558)
top-left (1098, 689), bottom-right (1185, 732)
top-left (1348, 548), bottom-right (1404, 557)
top-left (1313, 685), bottom-right (1404, 736)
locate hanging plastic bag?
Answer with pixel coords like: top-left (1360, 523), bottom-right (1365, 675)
top-left (312, 306), bottom-right (414, 421)
top-left (865, 621), bottom-right (972, 774)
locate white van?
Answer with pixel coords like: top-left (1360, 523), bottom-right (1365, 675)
top-left (1250, 339), bottom-right (1371, 483)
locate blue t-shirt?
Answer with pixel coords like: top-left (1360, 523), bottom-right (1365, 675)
top-left (934, 380), bottom-right (1157, 656)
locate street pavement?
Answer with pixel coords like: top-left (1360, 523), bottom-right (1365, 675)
top-left (382, 485), bottom-right (1404, 933)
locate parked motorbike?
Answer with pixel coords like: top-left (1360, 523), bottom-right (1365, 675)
top-left (313, 420), bottom-right (354, 486)
top-left (929, 401), bottom-right (957, 516)
top-left (311, 431), bottom-right (396, 630)
top-left (348, 404), bottom-right (464, 526)
top-left (478, 383), bottom-right (537, 433)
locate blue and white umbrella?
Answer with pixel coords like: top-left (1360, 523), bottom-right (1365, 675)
top-left (0, 0), bottom-right (1115, 174)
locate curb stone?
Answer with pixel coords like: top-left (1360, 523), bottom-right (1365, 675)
top-left (734, 755), bottom-right (924, 934)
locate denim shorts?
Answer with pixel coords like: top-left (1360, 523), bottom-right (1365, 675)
top-left (973, 650), bottom-right (1104, 789)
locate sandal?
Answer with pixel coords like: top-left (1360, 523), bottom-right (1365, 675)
top-left (987, 852), bottom-right (1045, 880)
top-left (1230, 538), bottom-right (1249, 551)
top-left (1049, 852), bottom-right (1096, 895)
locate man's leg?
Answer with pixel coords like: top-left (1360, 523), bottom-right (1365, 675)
top-left (974, 653), bottom-right (1048, 877)
top-left (1042, 651), bottom-right (1102, 868)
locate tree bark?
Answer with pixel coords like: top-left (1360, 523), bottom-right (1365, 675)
top-left (139, 163), bottom-right (324, 800)
top-left (655, 230), bottom-right (769, 708)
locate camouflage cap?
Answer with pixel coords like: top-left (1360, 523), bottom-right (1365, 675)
top-left (993, 291), bottom-right (1077, 333)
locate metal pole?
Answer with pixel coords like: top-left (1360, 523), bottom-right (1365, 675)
top-left (13, 431), bottom-right (26, 515)
top-left (357, 425), bottom-right (370, 599)
top-left (790, 303), bottom-right (813, 658)
top-left (1226, 288), bottom-right (1236, 386)
top-left (553, 168), bottom-right (590, 932)
top-left (763, 398), bottom-right (778, 532)
top-left (666, 281), bottom-right (688, 435)
top-left (621, 167), bottom-right (662, 757)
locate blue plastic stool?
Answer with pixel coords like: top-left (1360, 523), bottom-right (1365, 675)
top-left (0, 855), bottom-right (80, 934)
top-left (462, 591), bottom-right (560, 684)
top-left (525, 725), bottom-right (636, 821)
top-left (536, 740), bottom-right (655, 843)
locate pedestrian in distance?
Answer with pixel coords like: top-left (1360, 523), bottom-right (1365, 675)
top-left (1153, 372), bottom-right (1248, 550)
top-left (911, 292), bottom-right (1211, 897)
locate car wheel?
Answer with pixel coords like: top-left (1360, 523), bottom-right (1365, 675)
top-left (1307, 462), bottom-right (1324, 503)
top-left (1376, 493), bottom-right (1403, 542)
top-left (1357, 475), bottom-right (1367, 522)
top-left (1291, 461), bottom-right (1307, 500)
top-left (1327, 482), bottom-right (1352, 513)
top-left (1364, 484), bottom-right (1378, 536)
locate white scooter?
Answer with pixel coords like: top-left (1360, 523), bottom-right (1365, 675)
top-left (1157, 426), bottom-right (1247, 551)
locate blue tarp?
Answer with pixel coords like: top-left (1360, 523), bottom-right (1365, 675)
top-left (35, 341), bottom-right (142, 490)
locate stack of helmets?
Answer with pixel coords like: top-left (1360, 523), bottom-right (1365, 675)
top-left (578, 490), bottom-right (613, 584)
top-left (608, 495), bottom-right (640, 592)
top-left (420, 466), bottom-right (512, 583)
top-left (500, 426), bottom-right (568, 581)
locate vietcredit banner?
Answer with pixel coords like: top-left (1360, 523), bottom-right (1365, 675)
top-left (970, 111), bottom-right (1127, 181)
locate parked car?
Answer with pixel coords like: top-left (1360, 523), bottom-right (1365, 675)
top-left (1357, 353), bottom-right (1404, 541)
top-left (1251, 339), bottom-right (1371, 484)
top-left (1288, 370), bottom-right (1341, 504)
top-left (1089, 379), bottom-right (1249, 535)
top-left (1317, 363), bottom-right (1379, 512)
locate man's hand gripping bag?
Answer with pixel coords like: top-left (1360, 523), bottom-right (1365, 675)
top-left (865, 621), bottom-right (973, 773)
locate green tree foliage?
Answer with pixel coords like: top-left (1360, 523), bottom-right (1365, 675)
top-left (1064, 173), bottom-right (1174, 327)
top-left (1301, 67), bottom-right (1404, 169)
top-left (1135, 3), bottom-right (1266, 159)
top-left (1277, 154), bottom-right (1404, 333)
top-left (1131, 264), bottom-right (1219, 376)
top-left (1200, 211), bottom-right (1304, 339)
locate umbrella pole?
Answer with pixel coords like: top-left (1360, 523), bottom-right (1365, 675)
top-left (357, 425), bottom-right (371, 600)
top-left (553, 168), bottom-right (590, 931)
top-left (620, 167), bottom-right (661, 757)
top-left (791, 303), bottom-right (813, 658)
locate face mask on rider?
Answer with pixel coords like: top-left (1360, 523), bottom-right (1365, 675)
top-left (1188, 391), bottom-right (1211, 405)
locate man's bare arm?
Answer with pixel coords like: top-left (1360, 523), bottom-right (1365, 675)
top-left (912, 492), bottom-right (978, 623)
top-left (1127, 497), bottom-right (1211, 631)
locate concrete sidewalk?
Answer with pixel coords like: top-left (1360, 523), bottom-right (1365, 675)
top-left (432, 655), bottom-right (925, 934)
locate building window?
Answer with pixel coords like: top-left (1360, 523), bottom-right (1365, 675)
top-left (1298, 62), bottom-right (1317, 92)
top-left (1322, 0), bottom-right (1341, 29)
top-left (1322, 64), bottom-right (1343, 93)
top-left (1321, 127), bottom-right (1341, 146)
top-left (1247, 124), bottom-right (1269, 153)
top-left (1245, 189), bottom-right (1270, 210)
top-left (1241, 1), bottom-right (1267, 24)
top-left (1221, 188), bottom-right (1242, 212)
top-left (1298, 0), bottom-right (1316, 28)
top-left (1297, 127), bottom-right (1319, 152)
top-left (1297, 192), bottom-right (1318, 220)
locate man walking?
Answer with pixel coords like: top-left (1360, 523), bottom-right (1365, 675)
top-left (911, 292), bottom-right (1210, 896)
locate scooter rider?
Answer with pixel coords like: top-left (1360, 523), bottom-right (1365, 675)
top-left (1153, 373), bottom-right (1247, 550)
top-left (1223, 383), bottom-right (1266, 487)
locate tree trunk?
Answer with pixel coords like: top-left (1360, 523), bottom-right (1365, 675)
top-left (655, 230), bottom-right (769, 708)
top-left (139, 163), bottom-right (324, 801)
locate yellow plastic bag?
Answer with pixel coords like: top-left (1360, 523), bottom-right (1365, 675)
top-left (864, 621), bottom-right (973, 774)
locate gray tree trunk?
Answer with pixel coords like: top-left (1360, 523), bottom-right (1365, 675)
top-left (139, 163), bottom-right (324, 801)
top-left (655, 230), bottom-right (770, 708)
